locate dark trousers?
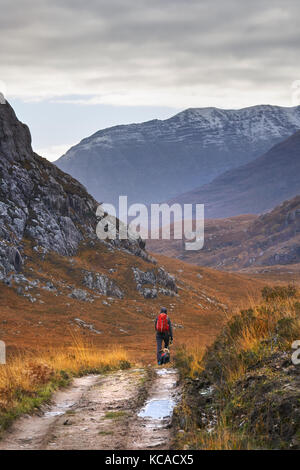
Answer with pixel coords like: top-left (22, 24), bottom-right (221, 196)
top-left (156, 333), bottom-right (170, 363)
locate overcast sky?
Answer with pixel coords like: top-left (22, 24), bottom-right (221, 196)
top-left (1, 0), bottom-right (299, 160)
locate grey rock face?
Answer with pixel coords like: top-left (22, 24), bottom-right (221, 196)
top-left (0, 101), bottom-right (151, 282)
top-left (132, 267), bottom-right (177, 298)
top-left (132, 267), bottom-right (156, 289)
top-left (69, 288), bottom-right (94, 302)
top-left (0, 101), bottom-right (33, 164)
top-left (0, 242), bottom-right (23, 280)
top-left (82, 270), bottom-right (124, 299)
top-left (56, 105), bottom-right (300, 206)
top-left (156, 267), bottom-right (178, 292)
top-left (143, 288), bottom-right (158, 299)
top-left (0, 103), bottom-right (99, 261)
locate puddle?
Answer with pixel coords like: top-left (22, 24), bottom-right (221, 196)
top-left (137, 369), bottom-right (179, 421)
top-left (44, 411), bottom-right (65, 418)
top-left (44, 400), bottom-right (75, 418)
top-left (138, 398), bottom-right (176, 420)
top-left (156, 368), bottom-right (177, 376)
top-left (129, 368), bottom-right (181, 450)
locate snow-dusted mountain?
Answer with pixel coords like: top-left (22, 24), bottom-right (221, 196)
top-left (56, 105), bottom-right (300, 206)
top-left (169, 130), bottom-right (300, 219)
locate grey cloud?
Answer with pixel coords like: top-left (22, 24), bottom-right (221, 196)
top-left (0, 0), bottom-right (299, 105)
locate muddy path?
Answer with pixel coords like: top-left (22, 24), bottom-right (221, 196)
top-left (127, 368), bottom-right (180, 450)
top-left (0, 367), bottom-right (180, 450)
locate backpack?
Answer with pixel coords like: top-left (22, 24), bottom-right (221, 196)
top-left (156, 313), bottom-right (169, 333)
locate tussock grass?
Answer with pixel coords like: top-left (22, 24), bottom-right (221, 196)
top-left (175, 285), bottom-right (300, 450)
top-left (204, 287), bottom-right (300, 386)
top-left (0, 333), bottom-right (130, 436)
top-left (180, 414), bottom-right (254, 450)
top-left (175, 343), bottom-right (205, 379)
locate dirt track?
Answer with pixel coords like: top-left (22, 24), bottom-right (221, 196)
top-left (0, 367), bottom-right (180, 450)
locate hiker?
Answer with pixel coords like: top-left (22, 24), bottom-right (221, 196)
top-left (155, 307), bottom-right (173, 364)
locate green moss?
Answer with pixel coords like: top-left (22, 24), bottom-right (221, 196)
top-left (104, 411), bottom-right (128, 420)
top-left (0, 375), bottom-right (70, 437)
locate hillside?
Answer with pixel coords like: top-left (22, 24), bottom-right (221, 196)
top-left (56, 105), bottom-right (300, 206)
top-left (148, 195), bottom-right (300, 271)
top-left (0, 102), bottom-right (266, 361)
top-left (170, 131), bottom-right (300, 218)
top-left (174, 285), bottom-right (300, 450)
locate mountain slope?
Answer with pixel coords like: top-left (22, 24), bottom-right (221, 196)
top-left (148, 195), bottom-right (300, 270)
top-left (0, 101), bottom-right (265, 359)
top-left (0, 101), bottom-right (150, 280)
top-left (56, 105), bottom-right (300, 206)
top-left (170, 130), bottom-right (300, 219)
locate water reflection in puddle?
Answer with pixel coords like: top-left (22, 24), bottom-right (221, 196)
top-left (43, 401), bottom-right (75, 418)
top-left (44, 411), bottom-right (65, 418)
top-left (138, 399), bottom-right (176, 420)
top-left (156, 368), bottom-right (177, 376)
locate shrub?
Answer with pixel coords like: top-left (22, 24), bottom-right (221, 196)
top-left (262, 285), bottom-right (296, 302)
top-left (275, 317), bottom-right (300, 342)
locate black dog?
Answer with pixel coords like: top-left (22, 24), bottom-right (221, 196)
top-left (159, 348), bottom-right (170, 365)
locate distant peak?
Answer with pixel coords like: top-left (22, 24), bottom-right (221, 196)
top-left (175, 107), bottom-right (218, 116)
top-left (174, 103), bottom-right (300, 118)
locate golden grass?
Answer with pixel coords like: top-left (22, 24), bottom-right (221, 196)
top-left (0, 332), bottom-right (130, 431)
top-left (188, 344), bottom-right (205, 378)
top-left (177, 291), bottom-right (300, 383)
top-left (175, 342), bottom-right (205, 379)
top-left (190, 417), bottom-right (253, 450)
top-left (219, 296), bottom-right (300, 384)
top-left (44, 331), bottom-right (130, 375)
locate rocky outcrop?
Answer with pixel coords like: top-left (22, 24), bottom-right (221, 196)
top-left (0, 102), bottom-right (151, 282)
top-left (68, 288), bottom-right (94, 302)
top-left (74, 318), bottom-right (102, 334)
top-left (82, 270), bottom-right (124, 299)
top-left (132, 267), bottom-right (178, 298)
top-left (0, 243), bottom-right (23, 280)
top-left (0, 103), bottom-right (98, 262)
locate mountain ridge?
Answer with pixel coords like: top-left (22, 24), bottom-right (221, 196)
top-left (56, 104), bottom-right (300, 206)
